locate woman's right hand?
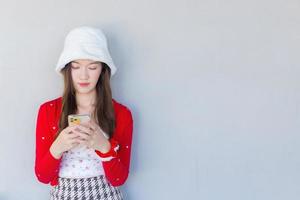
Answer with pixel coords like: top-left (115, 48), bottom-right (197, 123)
top-left (50, 125), bottom-right (84, 159)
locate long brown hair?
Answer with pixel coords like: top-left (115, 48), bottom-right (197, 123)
top-left (57, 62), bottom-right (116, 139)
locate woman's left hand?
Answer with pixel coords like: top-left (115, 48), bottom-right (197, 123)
top-left (75, 120), bottom-right (111, 153)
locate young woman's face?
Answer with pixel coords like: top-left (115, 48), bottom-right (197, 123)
top-left (70, 59), bottom-right (103, 94)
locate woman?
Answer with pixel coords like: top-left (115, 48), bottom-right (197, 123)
top-left (34, 26), bottom-right (134, 200)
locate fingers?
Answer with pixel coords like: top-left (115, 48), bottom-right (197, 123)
top-left (81, 121), bottom-right (97, 132)
top-left (63, 126), bottom-right (78, 134)
top-left (74, 130), bottom-right (90, 140)
top-left (61, 124), bottom-right (96, 147)
top-left (57, 126), bottom-right (92, 152)
top-left (68, 133), bottom-right (81, 139)
top-left (73, 126), bottom-right (94, 141)
top-left (63, 125), bottom-right (92, 136)
top-left (69, 138), bottom-right (82, 148)
top-left (70, 137), bottom-right (85, 144)
top-left (76, 124), bottom-right (94, 136)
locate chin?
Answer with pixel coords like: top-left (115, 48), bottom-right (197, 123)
top-left (75, 88), bottom-right (94, 94)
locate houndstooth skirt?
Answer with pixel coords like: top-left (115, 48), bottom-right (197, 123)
top-left (50, 175), bottom-right (123, 200)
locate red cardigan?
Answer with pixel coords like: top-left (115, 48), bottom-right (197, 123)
top-left (34, 97), bottom-right (134, 186)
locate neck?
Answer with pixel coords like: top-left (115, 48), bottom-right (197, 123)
top-left (75, 89), bottom-right (97, 109)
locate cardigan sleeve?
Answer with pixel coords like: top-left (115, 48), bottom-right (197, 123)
top-left (34, 104), bottom-right (61, 184)
top-left (101, 109), bottom-right (134, 186)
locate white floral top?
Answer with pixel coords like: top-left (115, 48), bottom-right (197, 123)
top-left (58, 145), bottom-right (105, 178)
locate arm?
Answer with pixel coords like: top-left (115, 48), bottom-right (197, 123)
top-left (34, 104), bottom-right (61, 184)
top-left (96, 109), bottom-right (134, 186)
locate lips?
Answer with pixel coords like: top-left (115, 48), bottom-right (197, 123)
top-left (78, 83), bottom-right (90, 87)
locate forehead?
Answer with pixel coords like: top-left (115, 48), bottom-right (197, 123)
top-left (71, 59), bottom-right (101, 65)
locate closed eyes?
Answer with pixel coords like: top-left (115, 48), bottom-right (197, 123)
top-left (88, 66), bottom-right (97, 70)
top-left (71, 65), bottom-right (98, 70)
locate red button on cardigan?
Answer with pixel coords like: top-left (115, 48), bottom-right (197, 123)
top-left (34, 97), bottom-right (134, 186)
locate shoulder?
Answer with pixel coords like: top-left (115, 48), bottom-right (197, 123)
top-left (38, 97), bottom-right (62, 115)
top-left (40, 97), bottom-right (62, 107)
top-left (112, 98), bottom-right (133, 123)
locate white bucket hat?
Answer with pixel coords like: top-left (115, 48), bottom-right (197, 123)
top-left (55, 26), bottom-right (117, 76)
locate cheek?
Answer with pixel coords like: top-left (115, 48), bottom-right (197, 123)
top-left (91, 70), bottom-right (101, 82)
top-left (71, 68), bottom-right (77, 77)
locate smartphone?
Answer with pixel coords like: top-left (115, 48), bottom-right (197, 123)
top-left (68, 114), bottom-right (91, 125)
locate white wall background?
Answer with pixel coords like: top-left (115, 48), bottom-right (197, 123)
top-left (0, 0), bottom-right (299, 199)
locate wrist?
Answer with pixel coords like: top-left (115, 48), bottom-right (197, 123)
top-left (95, 138), bottom-right (119, 159)
top-left (95, 140), bottom-right (111, 153)
top-left (50, 143), bottom-right (62, 159)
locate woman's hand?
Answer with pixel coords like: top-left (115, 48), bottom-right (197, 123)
top-left (49, 125), bottom-right (84, 159)
top-left (77, 120), bottom-right (111, 153)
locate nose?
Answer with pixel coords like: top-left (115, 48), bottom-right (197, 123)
top-left (79, 66), bottom-right (89, 80)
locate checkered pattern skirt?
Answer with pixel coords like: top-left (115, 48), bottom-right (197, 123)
top-left (50, 175), bottom-right (123, 200)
